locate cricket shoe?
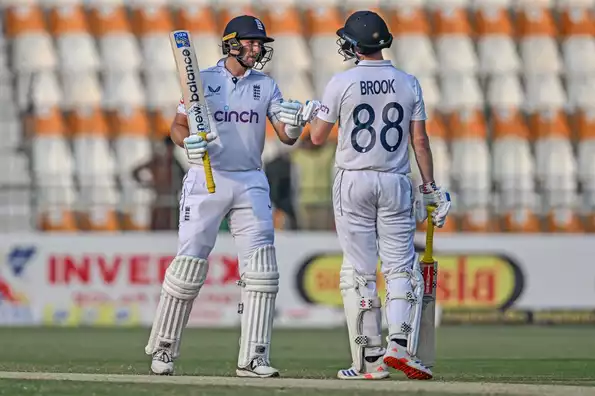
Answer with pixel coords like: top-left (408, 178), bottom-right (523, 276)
top-left (337, 355), bottom-right (390, 380)
top-left (236, 357), bottom-right (280, 378)
top-left (383, 340), bottom-right (433, 380)
top-left (150, 349), bottom-right (174, 375)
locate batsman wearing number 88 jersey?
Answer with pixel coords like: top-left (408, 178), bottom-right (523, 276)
top-left (277, 11), bottom-right (452, 380)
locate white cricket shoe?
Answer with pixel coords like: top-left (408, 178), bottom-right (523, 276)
top-left (150, 349), bottom-right (174, 375)
top-left (236, 357), bottom-right (280, 378)
top-left (337, 355), bottom-right (390, 380)
top-left (383, 340), bottom-right (433, 380)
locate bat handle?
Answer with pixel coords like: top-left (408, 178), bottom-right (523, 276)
top-left (422, 205), bottom-right (435, 263)
top-left (198, 132), bottom-right (216, 194)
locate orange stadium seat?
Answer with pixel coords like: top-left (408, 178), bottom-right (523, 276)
top-left (268, 6), bottom-right (314, 101)
top-left (68, 106), bottom-right (120, 231)
top-left (501, 209), bottom-right (542, 233)
top-left (49, 3), bottom-right (100, 72)
top-left (560, 5), bottom-right (595, 77)
top-left (427, 111), bottom-right (451, 197)
top-left (545, 210), bottom-right (585, 233)
top-left (433, 3), bottom-right (478, 76)
top-left (268, 6), bottom-right (311, 75)
top-left (447, 108), bottom-right (491, 232)
top-left (306, 6), bottom-right (348, 96)
top-left (61, 72), bottom-right (102, 111)
top-left (131, 2), bottom-right (177, 72)
top-left (89, 0), bottom-right (142, 72)
top-left (390, 4), bottom-right (437, 77)
top-left (476, 3), bottom-right (521, 75)
top-left (30, 106), bottom-right (78, 231)
top-left (517, 3), bottom-right (562, 75)
top-left (112, 106), bottom-right (154, 231)
top-left (102, 71), bottom-right (146, 112)
top-left (417, 75), bottom-right (440, 114)
top-left (487, 74), bottom-right (524, 115)
top-left (389, 1), bottom-right (432, 36)
top-left (559, 3), bottom-right (595, 37)
top-left (491, 108), bottom-right (537, 232)
top-left (16, 70), bottom-right (63, 112)
top-left (175, 5), bottom-right (222, 67)
top-left (6, 3), bottom-right (57, 73)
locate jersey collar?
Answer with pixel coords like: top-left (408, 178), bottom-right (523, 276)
top-left (217, 58), bottom-right (253, 79)
top-left (357, 60), bottom-right (393, 67)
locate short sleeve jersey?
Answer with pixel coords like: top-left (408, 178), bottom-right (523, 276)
top-left (316, 60), bottom-right (427, 174)
top-left (177, 59), bottom-right (283, 171)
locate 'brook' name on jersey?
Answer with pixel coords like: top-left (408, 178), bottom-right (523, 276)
top-left (178, 59), bottom-right (282, 171)
top-left (317, 60), bottom-right (427, 174)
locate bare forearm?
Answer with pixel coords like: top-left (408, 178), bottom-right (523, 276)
top-left (171, 123), bottom-right (189, 148)
top-left (310, 118), bottom-right (335, 145)
top-left (412, 138), bottom-right (435, 184)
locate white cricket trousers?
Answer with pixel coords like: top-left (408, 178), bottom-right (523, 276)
top-left (333, 168), bottom-right (418, 333)
top-left (177, 166), bottom-right (274, 273)
top-left (333, 168), bottom-right (417, 276)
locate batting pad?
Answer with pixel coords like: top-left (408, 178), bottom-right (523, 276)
top-left (237, 245), bottom-right (279, 369)
top-left (339, 263), bottom-right (383, 373)
top-left (385, 258), bottom-right (424, 357)
top-left (145, 256), bottom-right (208, 358)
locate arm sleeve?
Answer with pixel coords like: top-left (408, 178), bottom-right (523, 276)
top-left (316, 76), bottom-right (343, 124)
top-left (411, 76), bottom-right (427, 121)
top-left (267, 81), bottom-right (284, 120)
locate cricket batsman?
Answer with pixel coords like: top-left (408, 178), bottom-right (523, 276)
top-left (276, 11), bottom-right (452, 380)
top-left (145, 15), bottom-right (305, 377)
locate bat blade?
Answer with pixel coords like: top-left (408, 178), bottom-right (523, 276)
top-left (169, 30), bottom-right (216, 194)
top-left (417, 205), bottom-right (437, 368)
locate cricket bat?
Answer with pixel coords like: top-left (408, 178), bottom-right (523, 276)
top-left (169, 30), bottom-right (216, 194)
top-left (417, 205), bottom-right (438, 368)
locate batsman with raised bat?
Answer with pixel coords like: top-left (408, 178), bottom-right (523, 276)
top-left (276, 11), bottom-right (451, 380)
top-left (145, 15), bottom-right (304, 377)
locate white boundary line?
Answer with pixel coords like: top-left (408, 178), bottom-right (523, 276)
top-left (0, 372), bottom-right (594, 396)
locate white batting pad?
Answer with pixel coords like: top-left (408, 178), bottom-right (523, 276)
top-left (237, 245), bottom-right (279, 369)
top-left (339, 263), bottom-right (383, 373)
top-left (385, 258), bottom-right (424, 357)
top-left (145, 256), bottom-right (208, 358)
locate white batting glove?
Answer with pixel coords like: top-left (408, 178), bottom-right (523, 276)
top-left (277, 100), bottom-right (321, 126)
top-left (300, 100), bottom-right (321, 124)
top-left (183, 134), bottom-right (216, 161)
top-left (419, 182), bottom-right (452, 228)
top-left (413, 199), bottom-right (428, 223)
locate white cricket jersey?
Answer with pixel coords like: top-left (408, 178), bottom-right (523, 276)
top-left (317, 60), bottom-right (427, 174)
top-left (177, 58), bottom-right (283, 171)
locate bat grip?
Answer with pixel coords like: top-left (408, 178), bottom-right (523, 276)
top-left (198, 132), bottom-right (216, 194)
top-left (421, 206), bottom-right (435, 263)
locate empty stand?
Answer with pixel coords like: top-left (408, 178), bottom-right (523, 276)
top-left (0, 0), bottom-right (593, 233)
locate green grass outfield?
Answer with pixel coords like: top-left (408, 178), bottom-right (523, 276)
top-left (0, 326), bottom-right (593, 395)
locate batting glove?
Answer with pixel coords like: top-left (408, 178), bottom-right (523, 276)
top-left (183, 135), bottom-right (210, 161)
top-left (277, 100), bottom-right (321, 126)
top-left (419, 182), bottom-right (452, 228)
top-left (413, 199), bottom-right (428, 223)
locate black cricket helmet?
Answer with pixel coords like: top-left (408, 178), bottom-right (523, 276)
top-left (222, 15), bottom-right (274, 70)
top-left (337, 11), bottom-right (393, 62)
